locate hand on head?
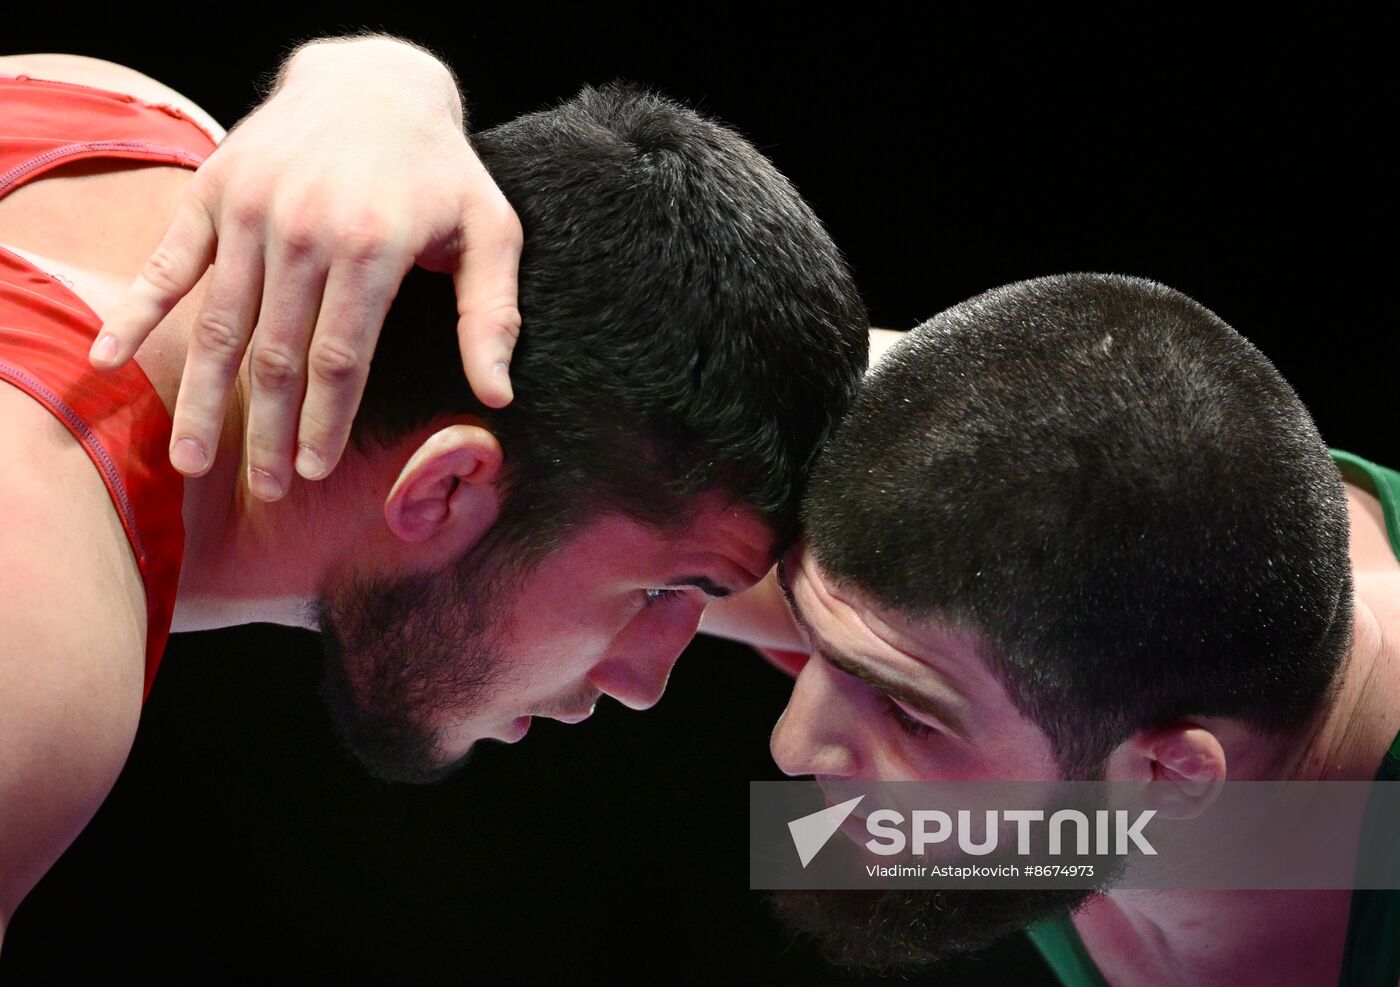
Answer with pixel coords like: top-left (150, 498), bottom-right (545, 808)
top-left (89, 36), bottom-right (523, 501)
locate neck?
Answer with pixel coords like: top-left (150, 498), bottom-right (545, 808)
top-left (1077, 615), bottom-right (1392, 986)
top-left (0, 242), bottom-right (407, 636)
top-left (1278, 592), bottom-right (1400, 783)
top-left (1080, 887), bottom-right (1355, 987)
top-left (127, 281), bottom-right (400, 634)
top-left (1078, 493), bottom-right (1400, 984)
top-left (169, 371), bottom-right (336, 631)
top-left (1206, 592), bottom-right (1400, 785)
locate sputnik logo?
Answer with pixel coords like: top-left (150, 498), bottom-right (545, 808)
top-left (788, 796), bottom-right (865, 868)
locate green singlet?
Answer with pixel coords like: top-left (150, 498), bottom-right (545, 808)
top-left (1025, 450), bottom-right (1400, 987)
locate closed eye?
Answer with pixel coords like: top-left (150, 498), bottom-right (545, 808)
top-left (879, 693), bottom-right (939, 741)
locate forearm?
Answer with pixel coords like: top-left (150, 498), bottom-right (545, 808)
top-left (699, 567), bottom-right (807, 651)
top-left (869, 326), bottom-right (905, 369)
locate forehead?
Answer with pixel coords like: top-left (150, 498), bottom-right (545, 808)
top-left (548, 491), bottom-right (779, 584)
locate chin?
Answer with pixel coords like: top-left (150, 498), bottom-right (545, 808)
top-left (310, 567), bottom-right (513, 785)
top-left (314, 633), bottom-right (463, 785)
top-left (769, 886), bottom-right (1097, 972)
top-left (431, 714), bottom-right (531, 762)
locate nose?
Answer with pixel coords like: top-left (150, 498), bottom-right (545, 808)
top-left (769, 655), bottom-right (860, 778)
top-left (587, 652), bottom-right (674, 710)
top-left (587, 602), bottom-right (701, 711)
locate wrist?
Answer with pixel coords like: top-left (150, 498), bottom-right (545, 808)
top-left (280, 34), bottom-right (465, 130)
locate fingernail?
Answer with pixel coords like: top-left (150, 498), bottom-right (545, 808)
top-left (492, 362), bottom-right (514, 404)
top-left (91, 334), bottom-right (119, 363)
top-left (170, 437), bottom-right (208, 474)
top-left (296, 443), bottom-right (326, 480)
top-left (248, 466), bottom-right (285, 502)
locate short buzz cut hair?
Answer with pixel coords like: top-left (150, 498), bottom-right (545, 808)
top-left (352, 83), bottom-right (868, 561)
top-left (805, 273), bottom-right (1352, 777)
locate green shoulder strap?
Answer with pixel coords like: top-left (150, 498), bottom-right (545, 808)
top-left (1025, 913), bottom-right (1109, 987)
top-left (1331, 450), bottom-right (1400, 550)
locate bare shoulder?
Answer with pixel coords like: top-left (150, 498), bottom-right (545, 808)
top-left (0, 52), bottom-right (214, 275)
top-left (0, 52), bottom-right (226, 141)
top-left (1347, 482), bottom-right (1399, 576)
top-left (0, 381), bottom-right (147, 927)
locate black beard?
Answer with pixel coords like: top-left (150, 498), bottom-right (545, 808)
top-left (770, 885), bottom-right (1097, 973)
top-left (772, 778), bottom-right (1122, 972)
top-left (313, 559), bottom-right (514, 785)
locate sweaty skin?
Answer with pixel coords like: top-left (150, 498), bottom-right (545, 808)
top-left (0, 55), bottom-right (781, 943)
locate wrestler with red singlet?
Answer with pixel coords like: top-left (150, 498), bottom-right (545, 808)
top-left (0, 40), bottom-right (530, 945)
top-left (0, 36), bottom-right (871, 948)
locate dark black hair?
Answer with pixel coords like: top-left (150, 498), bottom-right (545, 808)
top-left (352, 83), bottom-right (868, 556)
top-left (805, 273), bottom-right (1353, 777)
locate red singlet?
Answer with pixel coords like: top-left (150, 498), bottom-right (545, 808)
top-left (0, 73), bottom-right (218, 700)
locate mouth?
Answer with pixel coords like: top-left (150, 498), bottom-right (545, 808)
top-left (547, 705), bottom-right (596, 725)
top-left (528, 693), bottom-right (600, 725)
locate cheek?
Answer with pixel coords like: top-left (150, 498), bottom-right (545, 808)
top-left (875, 733), bottom-right (982, 781)
top-left (507, 586), bottom-right (626, 661)
top-left (874, 724), bottom-right (1060, 782)
top-left (978, 724), bottom-right (1064, 780)
top-left (498, 598), bottom-right (653, 704)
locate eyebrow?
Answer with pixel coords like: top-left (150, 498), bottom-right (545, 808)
top-left (817, 646), bottom-right (970, 742)
top-left (668, 575), bottom-right (733, 599)
top-left (776, 558), bottom-right (970, 741)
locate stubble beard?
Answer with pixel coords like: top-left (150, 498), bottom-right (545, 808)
top-left (313, 555), bottom-right (519, 785)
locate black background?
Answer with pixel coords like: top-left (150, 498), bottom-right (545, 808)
top-left (2, 10), bottom-right (1393, 985)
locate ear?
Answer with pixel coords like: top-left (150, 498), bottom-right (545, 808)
top-left (383, 424), bottom-right (504, 550)
top-left (1103, 723), bottom-right (1227, 819)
